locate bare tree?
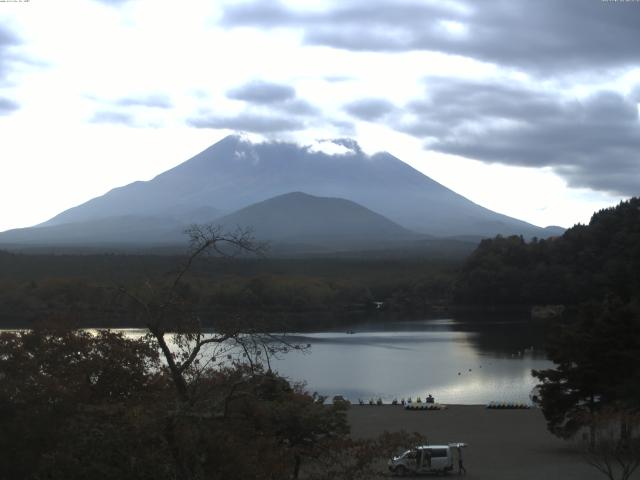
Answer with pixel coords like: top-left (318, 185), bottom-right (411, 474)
top-left (117, 225), bottom-right (306, 480)
top-left (582, 408), bottom-right (640, 480)
top-left (118, 226), bottom-right (260, 398)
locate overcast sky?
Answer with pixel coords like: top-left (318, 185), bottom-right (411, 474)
top-left (1, 0), bottom-right (638, 232)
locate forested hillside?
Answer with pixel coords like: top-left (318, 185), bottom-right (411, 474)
top-left (0, 253), bottom-right (459, 328)
top-left (454, 197), bottom-right (640, 306)
top-left (452, 198), bottom-right (640, 447)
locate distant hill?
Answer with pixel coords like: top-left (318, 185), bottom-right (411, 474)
top-left (542, 225), bottom-right (566, 237)
top-left (0, 192), bottom-right (423, 253)
top-left (216, 192), bottom-right (419, 251)
top-left (0, 135), bottom-right (562, 251)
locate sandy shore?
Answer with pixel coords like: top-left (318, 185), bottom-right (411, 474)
top-left (347, 405), bottom-right (632, 479)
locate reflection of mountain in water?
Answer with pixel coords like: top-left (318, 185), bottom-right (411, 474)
top-left (278, 331), bottom-right (470, 352)
top-left (281, 315), bottom-right (548, 358)
top-left (449, 316), bottom-right (548, 358)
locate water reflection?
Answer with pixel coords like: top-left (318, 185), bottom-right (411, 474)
top-left (267, 317), bottom-right (551, 404)
top-left (85, 317), bottom-right (552, 405)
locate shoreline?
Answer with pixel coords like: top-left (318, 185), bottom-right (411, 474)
top-left (346, 405), bottom-right (616, 479)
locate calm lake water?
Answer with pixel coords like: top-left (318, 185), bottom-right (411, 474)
top-left (6, 316), bottom-right (552, 405)
top-left (265, 317), bottom-right (552, 405)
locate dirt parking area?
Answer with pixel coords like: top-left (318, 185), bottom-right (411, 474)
top-left (347, 405), bottom-right (633, 480)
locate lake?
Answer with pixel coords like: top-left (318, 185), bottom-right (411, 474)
top-left (8, 315), bottom-right (552, 405)
top-left (265, 317), bottom-right (553, 405)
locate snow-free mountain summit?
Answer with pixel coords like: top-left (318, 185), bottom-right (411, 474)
top-left (0, 135), bottom-right (561, 250)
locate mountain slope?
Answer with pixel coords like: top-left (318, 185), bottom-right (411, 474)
top-left (216, 192), bottom-right (419, 249)
top-left (0, 215), bottom-right (186, 246)
top-left (0, 193), bottom-right (420, 252)
top-left (36, 135), bottom-right (555, 238)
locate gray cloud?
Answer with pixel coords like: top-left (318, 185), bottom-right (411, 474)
top-left (90, 111), bottom-right (135, 125)
top-left (629, 85), bottom-right (640, 103)
top-left (187, 113), bottom-right (304, 133)
top-left (330, 119), bottom-right (356, 136)
top-left (0, 97), bottom-right (18, 115)
top-left (224, 80), bottom-right (319, 121)
top-left (227, 80), bottom-right (296, 104)
top-left (398, 78), bottom-right (640, 196)
top-left (0, 25), bottom-right (21, 84)
top-left (0, 26), bottom-right (16, 45)
top-left (344, 98), bottom-right (395, 121)
top-left (220, 0), bottom-right (640, 75)
top-left (276, 98), bottom-right (319, 116)
top-left (115, 94), bottom-right (172, 109)
top-left (0, 26), bottom-right (18, 52)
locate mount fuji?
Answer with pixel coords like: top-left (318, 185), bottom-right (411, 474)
top-left (0, 135), bottom-right (562, 251)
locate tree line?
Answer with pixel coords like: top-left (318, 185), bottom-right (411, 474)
top-left (455, 198), bottom-right (640, 307)
top-left (455, 198), bottom-right (640, 479)
top-left (0, 226), bottom-right (425, 480)
top-left (0, 251), bottom-right (460, 328)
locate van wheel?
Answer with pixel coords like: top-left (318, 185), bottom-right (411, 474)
top-left (395, 465), bottom-right (408, 477)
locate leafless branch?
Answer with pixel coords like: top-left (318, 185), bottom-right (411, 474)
top-left (582, 408), bottom-right (640, 480)
top-left (176, 333), bottom-right (236, 375)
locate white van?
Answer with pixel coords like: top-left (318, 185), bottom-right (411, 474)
top-left (388, 443), bottom-right (466, 476)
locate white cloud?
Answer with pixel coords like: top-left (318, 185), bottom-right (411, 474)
top-left (306, 139), bottom-right (356, 156)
